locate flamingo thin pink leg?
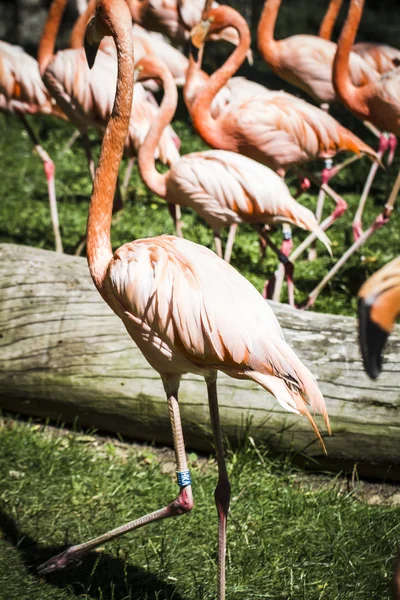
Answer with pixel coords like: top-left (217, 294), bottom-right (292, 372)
top-left (352, 134), bottom-right (388, 241)
top-left (207, 375), bottom-right (230, 600)
top-left (167, 203), bottom-right (184, 238)
top-left (224, 223), bottom-right (238, 263)
top-left (18, 113), bottom-right (63, 253)
top-left (308, 159), bottom-right (333, 261)
top-left (121, 156), bottom-right (135, 201)
top-left (214, 232), bottom-right (223, 258)
top-left (37, 384), bottom-right (193, 575)
top-left (302, 168), bottom-right (400, 309)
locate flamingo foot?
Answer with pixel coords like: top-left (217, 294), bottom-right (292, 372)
top-left (38, 545), bottom-right (83, 575)
top-left (295, 177), bottom-right (311, 198)
top-left (333, 198), bottom-right (348, 220)
top-left (352, 220), bottom-right (363, 242)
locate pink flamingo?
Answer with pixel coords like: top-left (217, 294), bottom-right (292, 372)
top-left (299, 0), bottom-right (400, 309)
top-left (358, 256), bottom-right (400, 380)
top-left (256, 0), bottom-right (377, 111)
top-left (0, 40), bottom-right (65, 252)
top-left (37, 3), bottom-right (330, 597)
top-left (125, 0), bottom-right (245, 48)
top-left (38, 0), bottom-right (181, 238)
top-left (134, 53), bottom-right (331, 306)
top-left (319, 0), bottom-right (400, 76)
top-left (187, 5), bottom-right (376, 299)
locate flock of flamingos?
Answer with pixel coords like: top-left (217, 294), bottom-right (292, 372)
top-left (1, 0), bottom-right (400, 596)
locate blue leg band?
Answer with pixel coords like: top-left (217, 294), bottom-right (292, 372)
top-left (176, 470), bottom-right (192, 487)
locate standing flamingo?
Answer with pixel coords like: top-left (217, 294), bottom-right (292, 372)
top-left (187, 5), bottom-right (377, 300)
top-left (0, 40), bottom-right (65, 252)
top-left (332, 0), bottom-right (400, 236)
top-left (37, 3), bottom-right (330, 598)
top-left (134, 53), bottom-right (330, 299)
top-left (319, 0), bottom-right (400, 76)
top-left (256, 0), bottom-right (377, 111)
top-left (38, 0), bottom-right (181, 238)
top-left (358, 256), bottom-right (400, 379)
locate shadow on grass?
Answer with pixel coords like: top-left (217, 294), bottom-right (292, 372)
top-left (0, 508), bottom-right (185, 600)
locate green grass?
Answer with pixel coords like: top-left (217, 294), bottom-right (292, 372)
top-left (0, 112), bottom-right (399, 316)
top-left (0, 418), bottom-right (399, 600)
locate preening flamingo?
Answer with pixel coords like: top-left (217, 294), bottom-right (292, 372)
top-left (37, 2), bottom-right (330, 597)
top-left (358, 256), bottom-right (400, 380)
top-left (256, 0), bottom-right (377, 110)
top-left (0, 40), bottom-right (64, 252)
top-left (135, 53), bottom-right (330, 281)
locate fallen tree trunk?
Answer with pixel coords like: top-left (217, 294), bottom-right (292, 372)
top-left (1, 243), bottom-right (399, 478)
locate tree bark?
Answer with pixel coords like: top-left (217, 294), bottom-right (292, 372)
top-left (1, 244), bottom-right (399, 478)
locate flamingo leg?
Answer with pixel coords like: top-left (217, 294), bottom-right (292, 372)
top-left (388, 134), bottom-right (397, 166)
top-left (302, 169), bottom-right (400, 309)
top-left (308, 159), bottom-right (333, 261)
top-left (121, 156), bottom-right (135, 202)
top-left (37, 383), bottom-right (194, 575)
top-left (18, 113), bottom-right (63, 253)
top-left (207, 375), bottom-right (230, 600)
top-left (352, 135), bottom-right (388, 241)
top-left (214, 232), bottom-right (223, 258)
top-left (223, 224), bottom-right (238, 263)
top-left (167, 203), bottom-right (184, 237)
top-left (81, 132), bottom-right (96, 181)
top-left (61, 129), bottom-right (81, 154)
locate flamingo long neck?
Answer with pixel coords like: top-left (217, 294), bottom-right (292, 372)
top-left (87, 0), bottom-right (134, 292)
top-left (257, 0), bottom-right (282, 69)
top-left (70, 0), bottom-right (96, 48)
top-left (125, 0), bottom-right (142, 23)
top-left (333, 0), bottom-right (368, 117)
top-left (189, 7), bottom-right (250, 149)
top-left (138, 63), bottom-right (178, 198)
top-left (38, 0), bottom-right (69, 74)
top-left (318, 0), bottom-right (343, 40)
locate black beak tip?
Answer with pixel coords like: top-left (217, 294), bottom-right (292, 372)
top-left (358, 298), bottom-right (388, 380)
top-left (189, 40), bottom-right (200, 62)
top-left (84, 38), bottom-right (99, 70)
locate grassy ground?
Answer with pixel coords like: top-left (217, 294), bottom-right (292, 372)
top-left (0, 112), bottom-right (399, 316)
top-left (1, 86), bottom-right (400, 600)
top-left (1, 417), bottom-right (400, 600)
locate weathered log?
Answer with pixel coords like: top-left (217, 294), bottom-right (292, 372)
top-left (0, 243), bottom-right (399, 478)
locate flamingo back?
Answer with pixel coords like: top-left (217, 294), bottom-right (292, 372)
top-left (166, 149), bottom-right (330, 250)
top-left (274, 35), bottom-right (378, 105)
top-left (354, 42), bottom-right (400, 75)
top-left (106, 236), bottom-right (329, 440)
top-left (0, 41), bottom-right (53, 113)
top-left (220, 93), bottom-right (376, 170)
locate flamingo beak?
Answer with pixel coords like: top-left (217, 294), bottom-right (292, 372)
top-left (357, 297), bottom-right (389, 379)
top-left (84, 17), bottom-right (100, 69)
top-left (190, 20), bottom-right (211, 49)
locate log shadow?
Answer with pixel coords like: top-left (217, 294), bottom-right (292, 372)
top-left (0, 507), bottom-right (185, 600)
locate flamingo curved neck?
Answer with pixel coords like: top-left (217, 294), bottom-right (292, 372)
top-left (189, 7), bottom-right (250, 149)
top-left (318, 0), bottom-right (343, 40)
top-left (138, 64), bottom-right (178, 199)
top-left (70, 0), bottom-right (96, 48)
top-left (86, 0), bottom-right (134, 292)
top-left (333, 0), bottom-right (368, 118)
top-left (257, 0), bottom-right (282, 68)
top-left (38, 0), bottom-right (69, 75)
